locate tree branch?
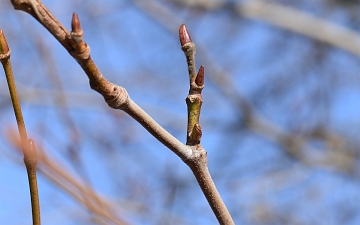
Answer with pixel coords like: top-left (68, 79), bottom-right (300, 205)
top-left (10, 0), bottom-right (234, 224)
top-left (0, 29), bottom-right (41, 225)
top-left (132, 0), bottom-right (358, 173)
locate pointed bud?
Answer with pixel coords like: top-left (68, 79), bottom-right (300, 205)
top-left (0, 30), bottom-right (10, 55)
top-left (179, 24), bottom-right (192, 46)
top-left (71, 12), bottom-right (85, 50)
top-left (195, 65), bottom-right (204, 86)
top-left (71, 12), bottom-right (82, 33)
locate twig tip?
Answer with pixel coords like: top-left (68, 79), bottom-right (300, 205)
top-left (179, 24), bottom-right (192, 46)
top-left (0, 29), bottom-right (10, 55)
top-left (190, 123), bottom-right (202, 144)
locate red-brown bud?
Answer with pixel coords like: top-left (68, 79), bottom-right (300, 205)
top-left (71, 12), bottom-right (82, 33)
top-left (195, 65), bottom-right (204, 86)
top-left (179, 24), bottom-right (192, 46)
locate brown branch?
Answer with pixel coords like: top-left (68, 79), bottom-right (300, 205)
top-left (185, 147), bottom-right (234, 225)
top-left (0, 29), bottom-right (41, 225)
top-left (9, 1), bottom-right (234, 224)
top-left (180, 24), bottom-right (234, 224)
top-left (11, 0), bottom-right (191, 159)
top-left (132, 0), bottom-right (358, 173)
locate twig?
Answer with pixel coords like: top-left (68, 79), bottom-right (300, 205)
top-left (179, 24), bottom-right (204, 145)
top-left (180, 24), bottom-right (234, 225)
top-left (132, 0), bottom-right (358, 172)
top-left (9, 1), bottom-right (234, 224)
top-left (0, 29), bottom-right (41, 225)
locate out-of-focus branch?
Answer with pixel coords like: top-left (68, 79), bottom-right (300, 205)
top-left (20, 20), bottom-right (102, 218)
top-left (237, 0), bottom-right (360, 57)
top-left (0, 82), bottom-right (102, 108)
top-left (38, 148), bottom-right (129, 225)
top-left (171, 0), bottom-right (360, 57)
top-left (8, 132), bottom-right (130, 225)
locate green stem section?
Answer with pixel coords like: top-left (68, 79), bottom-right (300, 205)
top-left (186, 95), bottom-right (202, 144)
top-left (2, 60), bottom-right (28, 146)
top-left (1, 58), bottom-right (41, 225)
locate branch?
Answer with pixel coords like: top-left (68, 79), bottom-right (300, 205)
top-left (10, 0), bottom-right (234, 224)
top-left (8, 132), bottom-right (130, 225)
top-left (180, 24), bottom-right (234, 224)
top-left (133, 0), bottom-right (358, 173)
top-left (237, 0), bottom-right (360, 57)
top-left (0, 29), bottom-right (41, 225)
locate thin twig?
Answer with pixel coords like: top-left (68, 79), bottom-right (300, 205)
top-left (9, 1), bottom-right (234, 224)
top-left (180, 24), bottom-right (234, 225)
top-left (132, 0), bottom-right (357, 172)
top-left (0, 29), bottom-right (41, 225)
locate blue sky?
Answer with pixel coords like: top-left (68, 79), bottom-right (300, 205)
top-left (1, 0), bottom-right (360, 224)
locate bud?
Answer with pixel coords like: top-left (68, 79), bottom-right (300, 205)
top-left (190, 123), bottom-right (202, 144)
top-left (0, 30), bottom-right (10, 55)
top-left (195, 65), bottom-right (204, 86)
top-left (179, 24), bottom-right (192, 46)
top-left (71, 12), bottom-right (82, 33)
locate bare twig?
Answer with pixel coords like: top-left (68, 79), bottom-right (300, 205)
top-left (9, 0), bottom-right (234, 224)
top-left (180, 24), bottom-right (204, 145)
top-left (132, 0), bottom-right (358, 172)
top-left (0, 29), bottom-right (41, 225)
top-left (179, 24), bottom-right (234, 225)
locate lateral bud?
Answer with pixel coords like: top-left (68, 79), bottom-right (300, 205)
top-left (71, 12), bottom-right (82, 33)
top-left (71, 12), bottom-right (84, 45)
top-left (70, 12), bottom-right (89, 57)
top-left (190, 123), bottom-right (202, 144)
top-left (195, 65), bottom-right (204, 86)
